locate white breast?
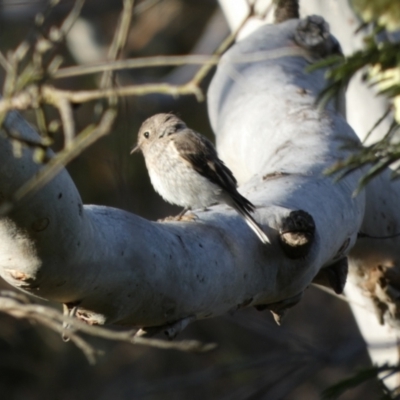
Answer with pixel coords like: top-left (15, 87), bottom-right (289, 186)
top-left (146, 140), bottom-right (223, 209)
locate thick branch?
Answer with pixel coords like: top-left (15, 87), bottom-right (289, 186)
top-left (0, 17), bottom-right (364, 330)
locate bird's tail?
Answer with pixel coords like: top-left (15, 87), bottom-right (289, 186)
top-left (229, 194), bottom-right (270, 244)
top-left (236, 206), bottom-right (271, 244)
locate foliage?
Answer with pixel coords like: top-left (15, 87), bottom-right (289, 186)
top-left (310, 1), bottom-right (400, 193)
top-left (351, 0), bottom-right (400, 32)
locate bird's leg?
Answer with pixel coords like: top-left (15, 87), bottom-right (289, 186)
top-left (178, 214), bottom-right (198, 221)
top-left (176, 207), bottom-right (198, 221)
top-left (176, 207), bottom-right (189, 219)
top-left (158, 207), bottom-right (197, 222)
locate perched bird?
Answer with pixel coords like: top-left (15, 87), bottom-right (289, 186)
top-left (131, 113), bottom-right (270, 244)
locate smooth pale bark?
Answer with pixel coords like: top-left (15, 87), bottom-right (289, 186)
top-left (0, 17), bottom-right (364, 331)
top-left (219, 0), bottom-right (400, 387)
top-left (300, 2), bottom-right (400, 385)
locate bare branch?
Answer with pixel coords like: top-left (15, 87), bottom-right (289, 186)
top-left (0, 50), bottom-right (10, 72)
top-left (0, 108), bottom-right (116, 214)
top-left (49, 0), bottom-right (86, 42)
top-left (100, 0), bottom-right (135, 91)
top-left (54, 97), bottom-right (75, 148)
top-left (53, 46), bottom-right (311, 79)
top-left (0, 46), bottom-right (311, 118)
top-left (0, 82), bottom-right (204, 111)
top-left (189, 2), bottom-right (257, 100)
top-left (53, 54), bottom-right (221, 79)
top-left (0, 291), bottom-right (217, 363)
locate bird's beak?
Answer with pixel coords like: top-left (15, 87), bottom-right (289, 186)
top-left (130, 144), bottom-right (140, 154)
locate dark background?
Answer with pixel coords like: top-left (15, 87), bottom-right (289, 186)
top-left (0, 0), bottom-right (382, 398)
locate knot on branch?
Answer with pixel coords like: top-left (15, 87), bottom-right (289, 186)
top-left (312, 257), bottom-right (349, 294)
top-left (294, 15), bottom-right (342, 58)
top-left (279, 210), bottom-right (315, 259)
top-left (274, 0), bottom-right (299, 23)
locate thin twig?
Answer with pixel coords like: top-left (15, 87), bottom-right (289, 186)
top-left (0, 50), bottom-right (11, 72)
top-left (54, 97), bottom-right (75, 147)
top-left (0, 0), bottom-right (280, 213)
top-left (0, 291), bottom-right (217, 361)
top-left (4, 126), bottom-right (51, 150)
top-left (0, 108), bottom-right (116, 215)
top-left (50, 82), bottom-right (205, 102)
top-left (57, 0), bottom-right (86, 40)
top-left (0, 82), bottom-right (202, 112)
top-left (46, 0), bottom-right (85, 147)
top-left (34, 107), bottom-right (49, 138)
top-left (32, 311), bottom-right (100, 364)
top-left (188, 3), bottom-right (257, 100)
top-left (100, 0), bottom-right (135, 91)
top-left (53, 46), bottom-right (311, 79)
top-left (54, 54), bottom-right (220, 79)
top-left (0, 47), bottom-right (310, 115)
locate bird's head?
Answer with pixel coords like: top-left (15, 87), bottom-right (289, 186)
top-left (130, 113), bottom-right (187, 155)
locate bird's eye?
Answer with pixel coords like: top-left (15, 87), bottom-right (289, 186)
top-left (174, 123), bottom-right (185, 130)
top-left (143, 131), bottom-right (150, 139)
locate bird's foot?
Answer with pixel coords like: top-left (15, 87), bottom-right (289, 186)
top-left (158, 213), bottom-right (197, 222)
top-left (178, 213), bottom-right (197, 222)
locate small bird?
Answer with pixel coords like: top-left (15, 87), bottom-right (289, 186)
top-left (131, 113), bottom-right (270, 244)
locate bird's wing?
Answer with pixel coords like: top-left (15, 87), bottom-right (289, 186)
top-left (173, 130), bottom-right (256, 214)
top-left (173, 130), bottom-right (238, 192)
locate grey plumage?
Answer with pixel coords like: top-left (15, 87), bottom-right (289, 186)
top-left (131, 113), bottom-right (270, 244)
